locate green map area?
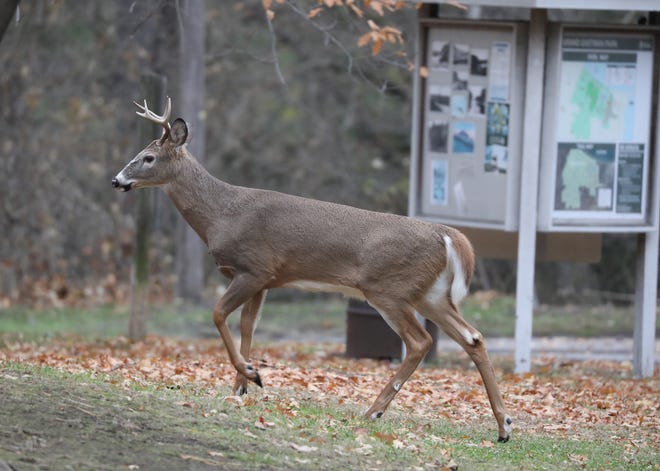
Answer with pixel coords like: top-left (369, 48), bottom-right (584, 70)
top-left (570, 69), bottom-right (616, 140)
top-left (558, 61), bottom-right (635, 143)
top-left (560, 148), bottom-right (600, 210)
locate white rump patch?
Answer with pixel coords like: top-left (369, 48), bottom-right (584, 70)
top-left (425, 269), bottom-right (451, 306)
top-left (283, 281), bottom-right (365, 300)
top-left (444, 235), bottom-right (468, 304)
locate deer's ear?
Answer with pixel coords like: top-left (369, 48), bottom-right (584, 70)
top-left (170, 118), bottom-right (188, 146)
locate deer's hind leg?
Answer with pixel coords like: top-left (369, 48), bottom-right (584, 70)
top-left (363, 295), bottom-right (433, 419)
top-left (417, 298), bottom-right (512, 442)
top-left (233, 289), bottom-right (267, 396)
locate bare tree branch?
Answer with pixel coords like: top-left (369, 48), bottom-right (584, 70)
top-left (264, 8), bottom-right (287, 87)
top-left (281, 0), bottom-right (410, 92)
top-left (283, 1), bottom-right (363, 84)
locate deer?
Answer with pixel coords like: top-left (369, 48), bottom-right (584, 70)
top-left (112, 97), bottom-right (513, 442)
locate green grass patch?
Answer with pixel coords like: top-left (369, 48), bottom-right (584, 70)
top-left (461, 296), bottom-right (645, 337)
top-left (0, 299), bottom-right (347, 344)
top-left (0, 295), bottom-right (650, 346)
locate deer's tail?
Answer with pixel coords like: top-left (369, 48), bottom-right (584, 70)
top-left (442, 229), bottom-right (474, 305)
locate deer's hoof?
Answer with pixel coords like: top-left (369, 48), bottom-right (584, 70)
top-left (245, 365), bottom-right (263, 388)
top-left (368, 411), bottom-right (383, 420)
top-left (235, 384), bottom-right (247, 396)
top-left (244, 364), bottom-right (263, 388)
top-left (498, 417), bottom-right (512, 443)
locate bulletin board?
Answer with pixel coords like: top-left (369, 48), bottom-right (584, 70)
top-left (538, 25), bottom-right (658, 231)
top-left (410, 20), bottom-right (528, 230)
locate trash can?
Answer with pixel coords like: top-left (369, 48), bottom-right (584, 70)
top-left (345, 299), bottom-right (438, 361)
top-left (345, 299), bottom-right (401, 359)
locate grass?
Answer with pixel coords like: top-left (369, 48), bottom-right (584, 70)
top-left (460, 295), bottom-right (647, 338)
top-left (1, 298), bottom-right (657, 469)
top-left (1, 361), bottom-right (656, 470)
top-left (0, 294), bottom-right (649, 346)
top-left (0, 299), bottom-right (348, 344)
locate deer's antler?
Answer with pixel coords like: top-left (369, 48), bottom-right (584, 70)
top-left (134, 96), bottom-right (172, 144)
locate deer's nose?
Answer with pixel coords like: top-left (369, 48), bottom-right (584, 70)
top-left (112, 178), bottom-right (120, 188)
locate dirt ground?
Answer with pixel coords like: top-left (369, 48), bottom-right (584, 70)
top-left (0, 367), bottom-right (248, 470)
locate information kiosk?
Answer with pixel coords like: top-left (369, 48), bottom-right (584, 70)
top-left (409, 2), bottom-right (659, 377)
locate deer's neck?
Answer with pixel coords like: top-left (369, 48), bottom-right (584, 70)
top-left (163, 154), bottom-right (233, 246)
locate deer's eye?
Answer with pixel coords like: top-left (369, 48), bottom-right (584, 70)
top-left (143, 155), bottom-right (155, 164)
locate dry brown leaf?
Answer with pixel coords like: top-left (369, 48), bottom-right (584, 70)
top-left (373, 431), bottom-right (396, 444)
top-left (308, 7), bottom-right (323, 18)
top-left (369, 1), bottom-right (384, 15)
top-left (254, 416), bottom-right (275, 430)
top-left (222, 395), bottom-right (243, 406)
top-left (542, 393), bottom-right (555, 406)
top-left (371, 39), bottom-right (383, 56)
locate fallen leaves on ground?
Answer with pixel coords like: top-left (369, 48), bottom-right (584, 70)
top-left (1, 335), bottom-right (658, 447)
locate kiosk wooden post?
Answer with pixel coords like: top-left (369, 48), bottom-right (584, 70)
top-left (514, 9), bottom-right (546, 373)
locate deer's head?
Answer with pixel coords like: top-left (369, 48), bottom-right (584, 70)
top-left (112, 97), bottom-right (188, 192)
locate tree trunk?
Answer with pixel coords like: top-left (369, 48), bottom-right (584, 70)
top-left (129, 74), bottom-right (166, 341)
top-left (175, 0), bottom-right (206, 303)
top-left (0, 0), bottom-right (19, 43)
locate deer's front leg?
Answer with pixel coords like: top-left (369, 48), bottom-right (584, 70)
top-left (213, 275), bottom-right (265, 388)
top-left (233, 290), bottom-right (267, 396)
top-left (364, 300), bottom-right (433, 419)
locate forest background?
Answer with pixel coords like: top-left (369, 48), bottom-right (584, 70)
top-left (0, 1), bottom-right (649, 311)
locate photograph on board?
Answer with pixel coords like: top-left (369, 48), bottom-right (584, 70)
top-left (451, 121), bottom-right (476, 154)
top-left (430, 40), bottom-right (450, 69)
top-left (451, 94), bottom-right (468, 117)
top-left (470, 48), bottom-right (489, 76)
top-left (431, 159), bottom-right (448, 205)
top-left (469, 85), bottom-right (486, 115)
top-left (487, 102), bottom-right (509, 139)
top-left (485, 144), bottom-right (508, 173)
top-left (429, 85), bottom-right (451, 113)
top-left (453, 43), bottom-right (470, 66)
top-left (452, 70), bottom-right (468, 91)
top-left (428, 120), bottom-right (449, 154)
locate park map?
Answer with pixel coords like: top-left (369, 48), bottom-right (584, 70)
top-left (555, 57), bottom-right (637, 212)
